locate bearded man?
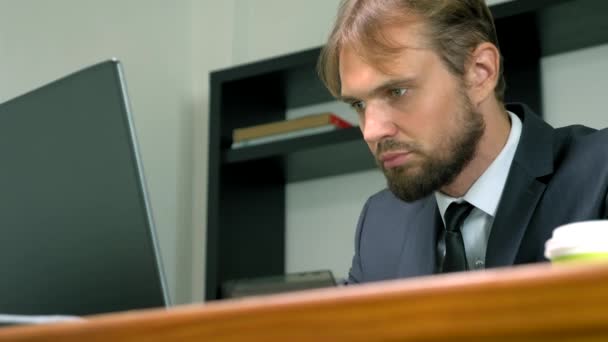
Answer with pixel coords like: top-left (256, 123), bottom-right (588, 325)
top-left (317, 0), bottom-right (608, 282)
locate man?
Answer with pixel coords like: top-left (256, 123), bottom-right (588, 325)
top-left (317, 0), bottom-right (608, 283)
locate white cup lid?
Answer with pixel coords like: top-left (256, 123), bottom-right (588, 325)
top-left (544, 220), bottom-right (608, 260)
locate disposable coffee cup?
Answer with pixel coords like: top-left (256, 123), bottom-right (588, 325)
top-left (544, 220), bottom-right (608, 263)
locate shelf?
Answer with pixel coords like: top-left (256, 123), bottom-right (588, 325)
top-left (490, 0), bottom-right (569, 18)
top-left (224, 127), bottom-right (359, 163)
top-left (492, 0), bottom-right (608, 57)
top-left (223, 127), bottom-right (375, 182)
top-left (538, 0), bottom-right (608, 56)
top-left (211, 48), bottom-right (321, 84)
top-left (212, 47), bottom-right (331, 111)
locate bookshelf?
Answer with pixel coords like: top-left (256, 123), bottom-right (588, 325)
top-left (206, 0), bottom-right (608, 300)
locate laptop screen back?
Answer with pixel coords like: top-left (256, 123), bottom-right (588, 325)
top-left (0, 60), bottom-right (168, 315)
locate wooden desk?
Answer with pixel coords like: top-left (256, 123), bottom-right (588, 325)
top-left (1, 263), bottom-right (608, 341)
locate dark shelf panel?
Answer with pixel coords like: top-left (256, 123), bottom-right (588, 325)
top-left (223, 127), bottom-right (363, 164)
top-left (211, 48), bottom-right (322, 84)
top-left (493, 0), bottom-right (608, 57)
top-left (284, 136), bottom-right (376, 182)
top-left (491, 0), bottom-right (570, 18)
top-left (223, 127), bottom-right (375, 183)
top-left (539, 0), bottom-right (608, 56)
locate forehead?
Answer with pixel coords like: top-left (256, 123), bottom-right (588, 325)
top-left (338, 24), bottom-right (433, 96)
top-left (338, 23), bottom-right (430, 75)
top-left (380, 22), bottom-right (428, 49)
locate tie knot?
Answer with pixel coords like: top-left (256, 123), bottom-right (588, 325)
top-left (444, 201), bottom-right (473, 233)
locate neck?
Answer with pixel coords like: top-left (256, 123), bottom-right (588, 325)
top-left (439, 100), bottom-right (511, 198)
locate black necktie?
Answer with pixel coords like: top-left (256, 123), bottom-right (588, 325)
top-left (441, 201), bottom-right (473, 273)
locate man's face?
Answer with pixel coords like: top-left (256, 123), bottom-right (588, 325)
top-left (338, 24), bottom-right (485, 202)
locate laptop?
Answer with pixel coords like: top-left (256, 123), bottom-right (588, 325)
top-left (0, 60), bottom-right (169, 317)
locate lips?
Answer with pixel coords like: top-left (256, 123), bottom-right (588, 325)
top-left (380, 151), bottom-right (410, 169)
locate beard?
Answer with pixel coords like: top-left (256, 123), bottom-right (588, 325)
top-left (377, 96), bottom-right (485, 202)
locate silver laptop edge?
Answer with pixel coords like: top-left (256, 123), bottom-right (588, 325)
top-left (115, 60), bottom-right (172, 307)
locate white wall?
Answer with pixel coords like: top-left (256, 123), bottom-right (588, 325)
top-left (187, 0), bottom-right (236, 303)
top-left (0, 0), bottom-right (235, 304)
top-left (232, 0), bottom-right (342, 65)
top-left (542, 43), bottom-right (608, 129)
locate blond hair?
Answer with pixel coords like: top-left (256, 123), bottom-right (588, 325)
top-left (318, 0), bottom-right (505, 102)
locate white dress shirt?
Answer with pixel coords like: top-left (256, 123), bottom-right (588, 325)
top-left (435, 111), bottom-right (522, 270)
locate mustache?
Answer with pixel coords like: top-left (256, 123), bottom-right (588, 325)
top-left (376, 139), bottom-right (420, 155)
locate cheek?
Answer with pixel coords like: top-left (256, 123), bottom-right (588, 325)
top-left (412, 90), bottom-right (461, 148)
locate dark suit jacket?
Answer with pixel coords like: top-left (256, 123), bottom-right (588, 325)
top-left (348, 103), bottom-right (608, 283)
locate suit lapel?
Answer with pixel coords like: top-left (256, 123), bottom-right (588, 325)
top-left (485, 165), bottom-right (546, 267)
top-left (486, 104), bottom-right (554, 267)
top-left (396, 196), bottom-right (441, 277)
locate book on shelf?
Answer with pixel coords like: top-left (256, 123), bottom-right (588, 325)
top-left (232, 112), bottom-right (352, 142)
top-left (231, 124), bottom-right (348, 149)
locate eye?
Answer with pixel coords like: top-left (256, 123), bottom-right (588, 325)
top-left (350, 100), bottom-right (366, 112)
top-left (389, 88), bottom-right (407, 97)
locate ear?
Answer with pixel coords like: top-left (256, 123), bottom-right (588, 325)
top-left (465, 42), bottom-right (500, 107)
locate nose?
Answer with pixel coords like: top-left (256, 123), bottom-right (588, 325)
top-left (361, 101), bottom-right (397, 143)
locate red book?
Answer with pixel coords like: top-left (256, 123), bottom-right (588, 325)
top-left (233, 112), bottom-right (353, 142)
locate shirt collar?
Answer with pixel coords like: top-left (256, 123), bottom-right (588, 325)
top-left (435, 111), bottom-right (522, 220)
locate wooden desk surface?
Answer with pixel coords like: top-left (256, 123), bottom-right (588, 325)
top-left (1, 262), bottom-right (608, 341)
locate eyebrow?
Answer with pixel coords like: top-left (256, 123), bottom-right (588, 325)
top-left (338, 77), bottom-right (416, 103)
